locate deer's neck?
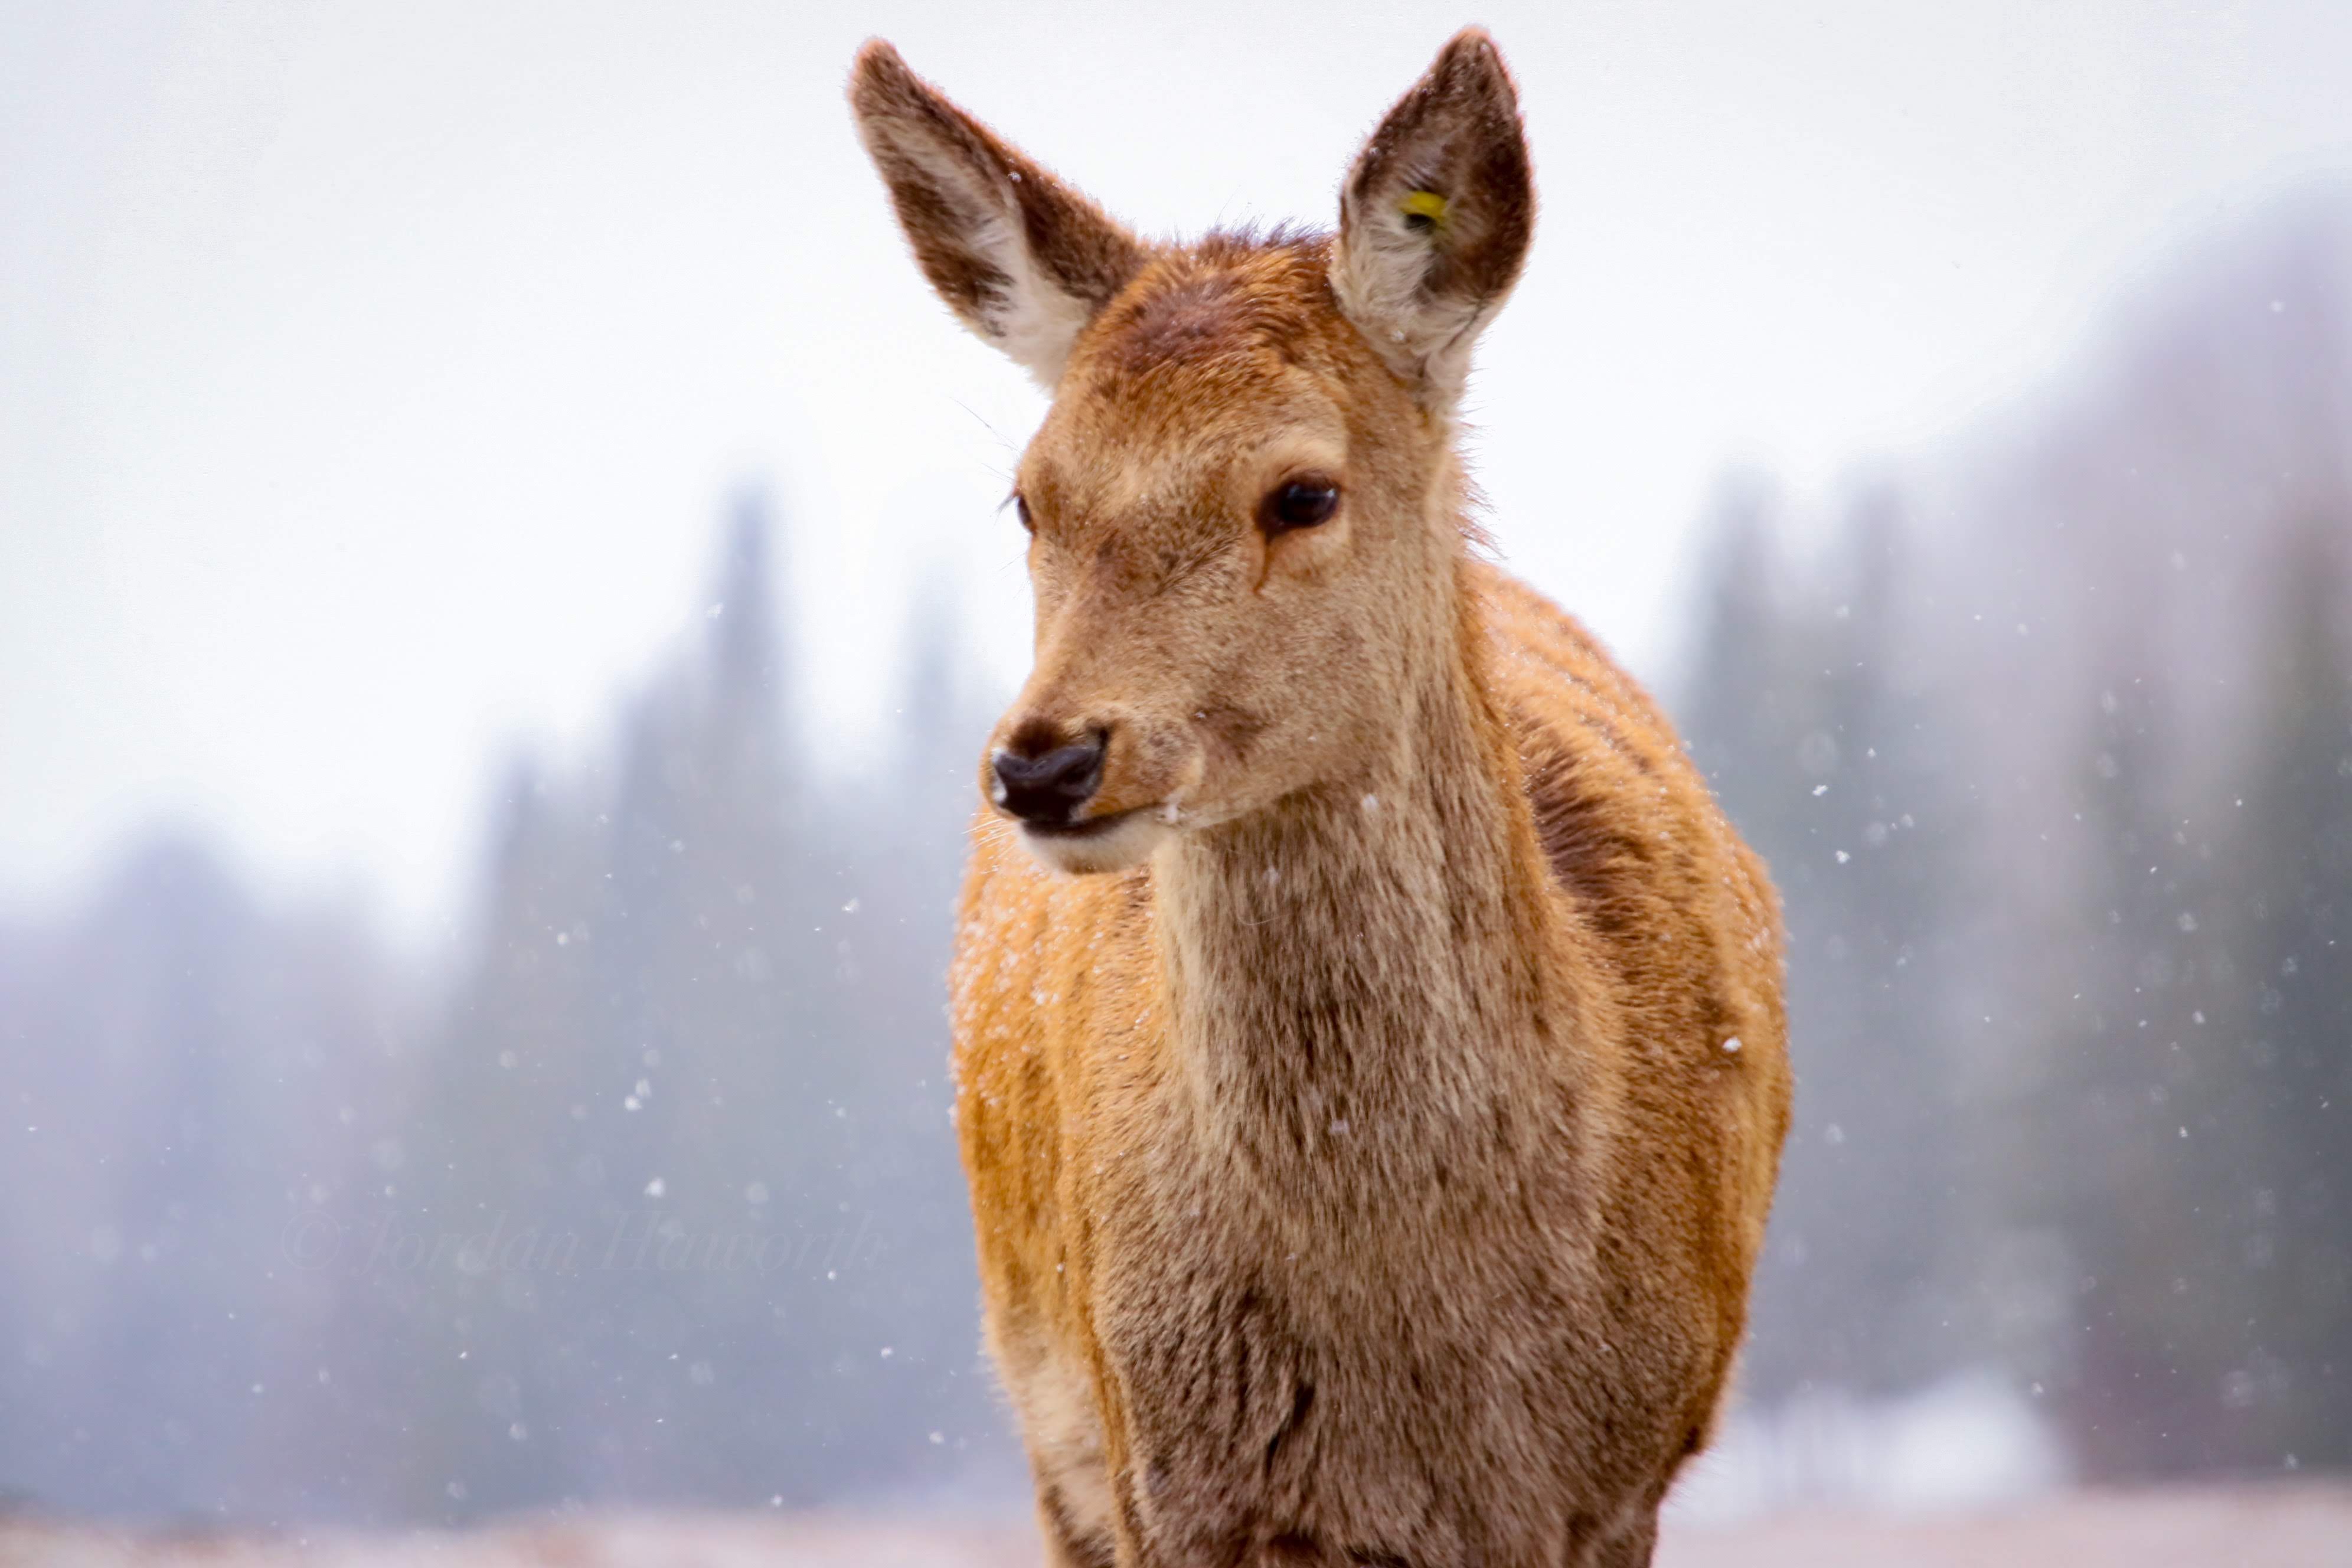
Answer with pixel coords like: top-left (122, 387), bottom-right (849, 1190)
top-left (1153, 575), bottom-right (1570, 1190)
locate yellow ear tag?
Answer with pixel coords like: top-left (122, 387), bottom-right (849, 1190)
top-left (1400, 190), bottom-right (1448, 231)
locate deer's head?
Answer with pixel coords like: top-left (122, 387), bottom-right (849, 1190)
top-left (851, 31), bottom-right (1534, 873)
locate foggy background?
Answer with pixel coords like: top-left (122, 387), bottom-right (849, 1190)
top-left (3, 0), bottom-right (2349, 1536)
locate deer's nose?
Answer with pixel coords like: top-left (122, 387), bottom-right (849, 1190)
top-left (991, 729), bottom-right (1106, 825)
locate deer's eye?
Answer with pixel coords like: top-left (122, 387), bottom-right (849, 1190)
top-left (1262, 477), bottom-right (1340, 535)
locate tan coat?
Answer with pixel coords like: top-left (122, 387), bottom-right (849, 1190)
top-left (854, 30), bottom-right (1791, 1568)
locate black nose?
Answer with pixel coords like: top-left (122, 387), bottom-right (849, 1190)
top-left (991, 730), bottom-right (1106, 825)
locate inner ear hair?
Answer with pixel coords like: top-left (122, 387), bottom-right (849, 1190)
top-left (1331, 29), bottom-right (1535, 406)
top-left (849, 40), bottom-right (1149, 388)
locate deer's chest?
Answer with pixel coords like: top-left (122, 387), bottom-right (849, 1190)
top-left (1079, 1128), bottom-right (1629, 1563)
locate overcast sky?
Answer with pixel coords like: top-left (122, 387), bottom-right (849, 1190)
top-left (4, 0), bottom-right (2349, 935)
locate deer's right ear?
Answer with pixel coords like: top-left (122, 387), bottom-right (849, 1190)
top-left (850, 41), bottom-right (1149, 390)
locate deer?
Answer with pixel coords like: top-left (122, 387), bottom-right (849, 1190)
top-left (850, 29), bottom-right (1790, 1568)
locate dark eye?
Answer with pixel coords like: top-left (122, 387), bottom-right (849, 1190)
top-left (1262, 477), bottom-right (1339, 535)
top-left (1013, 494), bottom-right (1034, 532)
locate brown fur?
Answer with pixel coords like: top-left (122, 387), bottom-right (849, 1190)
top-left (852, 31), bottom-right (1791, 1568)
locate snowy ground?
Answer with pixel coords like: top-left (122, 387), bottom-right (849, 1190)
top-left (6, 1487), bottom-right (2348, 1567)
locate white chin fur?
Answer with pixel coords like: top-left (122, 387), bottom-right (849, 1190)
top-left (1020, 813), bottom-right (1173, 876)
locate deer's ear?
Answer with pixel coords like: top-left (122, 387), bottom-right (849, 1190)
top-left (1332, 30), bottom-right (1534, 410)
top-left (850, 41), bottom-right (1150, 390)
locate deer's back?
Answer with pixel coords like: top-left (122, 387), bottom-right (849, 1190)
top-left (1477, 559), bottom-right (1791, 1334)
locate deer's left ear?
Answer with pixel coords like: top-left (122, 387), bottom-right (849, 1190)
top-left (850, 40), bottom-right (1151, 390)
top-left (1332, 30), bottom-right (1534, 410)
